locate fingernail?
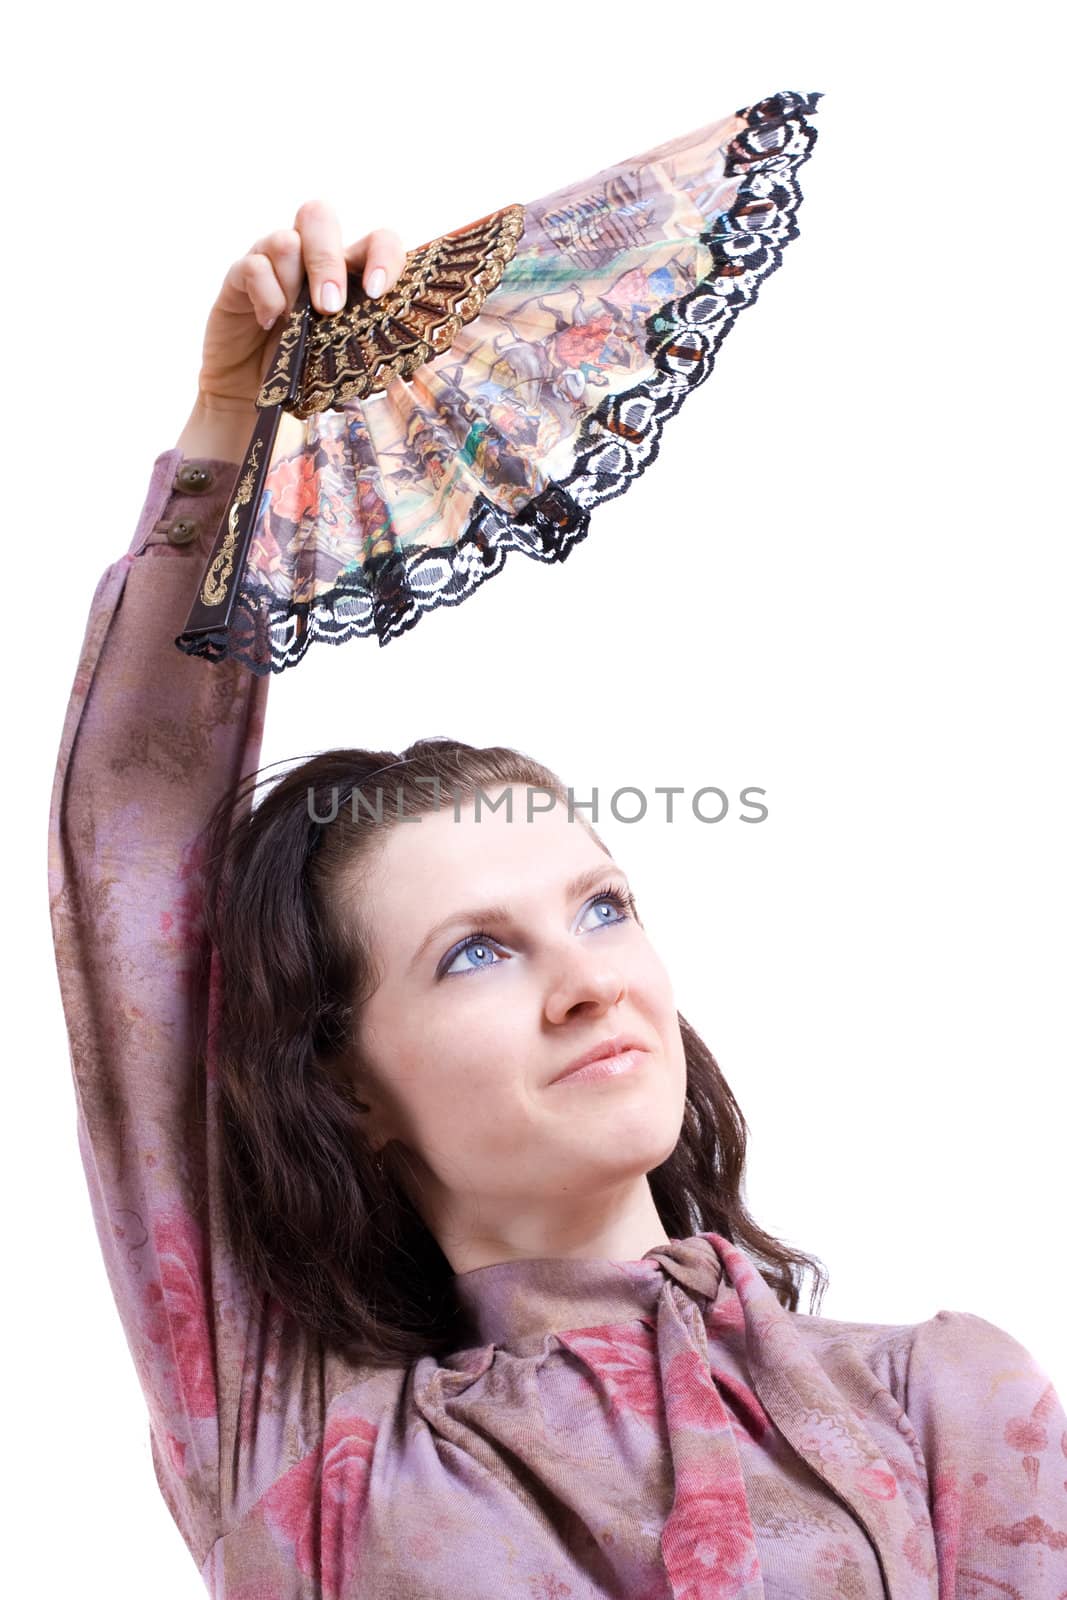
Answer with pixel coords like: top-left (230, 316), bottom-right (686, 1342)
top-left (365, 266), bottom-right (386, 299)
top-left (261, 314), bottom-right (277, 331)
top-left (321, 281), bottom-right (343, 313)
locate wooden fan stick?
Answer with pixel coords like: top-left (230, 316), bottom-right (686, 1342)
top-left (180, 281), bottom-right (313, 644)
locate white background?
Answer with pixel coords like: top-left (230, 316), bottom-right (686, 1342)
top-left (8, 0), bottom-right (1064, 1593)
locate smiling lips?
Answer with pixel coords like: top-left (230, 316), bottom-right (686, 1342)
top-left (548, 1033), bottom-right (652, 1088)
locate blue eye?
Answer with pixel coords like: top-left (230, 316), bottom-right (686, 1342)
top-left (439, 886), bottom-right (636, 979)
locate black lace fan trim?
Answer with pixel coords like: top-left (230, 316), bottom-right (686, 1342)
top-left (181, 89), bottom-right (822, 676)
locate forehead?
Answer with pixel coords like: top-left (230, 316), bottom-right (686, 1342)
top-left (363, 785), bottom-right (610, 918)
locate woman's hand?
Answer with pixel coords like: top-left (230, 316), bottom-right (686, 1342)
top-left (177, 201), bottom-right (407, 461)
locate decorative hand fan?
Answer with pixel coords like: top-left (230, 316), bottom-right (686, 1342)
top-left (177, 87), bottom-right (823, 675)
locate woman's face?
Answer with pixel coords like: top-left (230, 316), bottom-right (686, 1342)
top-left (348, 784), bottom-right (688, 1270)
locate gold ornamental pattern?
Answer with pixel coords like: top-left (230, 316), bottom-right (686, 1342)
top-left (200, 438), bottom-right (264, 607)
top-left (257, 203), bottom-right (527, 418)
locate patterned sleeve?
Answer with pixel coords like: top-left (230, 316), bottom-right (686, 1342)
top-left (904, 1307), bottom-right (1067, 1597)
top-left (47, 449), bottom-right (271, 1570)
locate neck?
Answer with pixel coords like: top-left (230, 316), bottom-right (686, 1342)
top-left (433, 1176), bottom-right (672, 1276)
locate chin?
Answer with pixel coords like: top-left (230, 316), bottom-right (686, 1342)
top-left (606, 1102), bottom-right (683, 1169)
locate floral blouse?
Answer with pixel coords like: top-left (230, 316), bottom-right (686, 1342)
top-left (48, 448), bottom-right (1067, 1597)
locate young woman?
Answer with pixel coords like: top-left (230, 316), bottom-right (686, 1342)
top-left (49, 203), bottom-right (1067, 1599)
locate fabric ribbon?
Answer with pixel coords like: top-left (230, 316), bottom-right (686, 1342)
top-left (647, 1232), bottom-right (938, 1600)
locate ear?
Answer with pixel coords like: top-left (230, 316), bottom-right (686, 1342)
top-left (325, 1044), bottom-right (405, 1154)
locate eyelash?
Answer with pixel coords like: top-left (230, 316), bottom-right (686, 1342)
top-left (440, 885), bottom-right (638, 978)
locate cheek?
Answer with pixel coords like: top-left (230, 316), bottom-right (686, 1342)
top-left (393, 992), bottom-right (528, 1105)
top-left (629, 940), bottom-right (677, 1012)
top-left (630, 948), bottom-right (686, 1077)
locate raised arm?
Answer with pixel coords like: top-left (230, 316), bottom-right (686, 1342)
top-left (47, 444), bottom-right (268, 1565)
top-left (47, 210), bottom-right (408, 1577)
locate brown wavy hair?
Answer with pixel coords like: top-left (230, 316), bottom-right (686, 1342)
top-left (201, 736), bottom-right (827, 1369)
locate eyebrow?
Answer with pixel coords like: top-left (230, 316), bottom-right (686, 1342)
top-left (409, 862), bottom-right (629, 973)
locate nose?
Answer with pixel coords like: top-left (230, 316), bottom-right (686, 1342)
top-left (542, 939), bottom-right (627, 1025)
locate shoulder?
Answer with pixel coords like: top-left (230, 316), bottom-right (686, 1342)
top-left (771, 1303), bottom-right (1067, 1591)
top-left (790, 1304), bottom-right (1060, 1442)
top-left (789, 1301), bottom-right (1047, 1373)
top-left (886, 1309), bottom-right (1059, 1439)
top-left (902, 1308), bottom-right (1049, 1385)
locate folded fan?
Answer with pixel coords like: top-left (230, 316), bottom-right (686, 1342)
top-left (177, 88), bottom-right (823, 676)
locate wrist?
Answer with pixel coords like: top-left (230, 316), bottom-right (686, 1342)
top-left (176, 396), bottom-right (257, 465)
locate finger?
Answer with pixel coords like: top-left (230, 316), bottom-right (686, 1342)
top-left (247, 228), bottom-right (305, 325)
top-left (220, 249), bottom-right (288, 332)
top-left (343, 227), bottom-right (408, 300)
top-left (293, 198), bottom-right (349, 316)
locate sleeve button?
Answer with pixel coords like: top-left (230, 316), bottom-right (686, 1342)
top-left (174, 462), bottom-right (215, 493)
top-left (166, 516), bottom-right (202, 546)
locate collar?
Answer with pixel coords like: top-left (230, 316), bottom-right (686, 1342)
top-left (452, 1230), bottom-right (724, 1355)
